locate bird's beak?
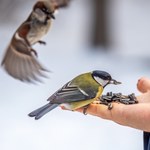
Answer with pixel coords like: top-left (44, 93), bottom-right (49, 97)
top-left (109, 79), bottom-right (122, 85)
top-left (50, 13), bottom-right (55, 19)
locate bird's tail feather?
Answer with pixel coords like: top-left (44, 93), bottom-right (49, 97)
top-left (28, 103), bottom-right (59, 120)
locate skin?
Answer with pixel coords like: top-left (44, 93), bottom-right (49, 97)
top-left (63, 77), bottom-right (150, 132)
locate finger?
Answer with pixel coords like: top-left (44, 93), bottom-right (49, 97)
top-left (137, 77), bottom-right (150, 93)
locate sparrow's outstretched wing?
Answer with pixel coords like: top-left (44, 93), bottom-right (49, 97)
top-left (1, 44), bottom-right (48, 83)
top-left (1, 23), bottom-right (48, 83)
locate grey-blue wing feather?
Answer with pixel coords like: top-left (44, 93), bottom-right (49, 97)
top-left (47, 82), bottom-right (93, 104)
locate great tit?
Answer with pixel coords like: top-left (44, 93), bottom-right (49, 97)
top-left (28, 70), bottom-right (121, 119)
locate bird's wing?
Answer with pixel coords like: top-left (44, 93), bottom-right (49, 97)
top-left (48, 81), bottom-right (94, 103)
top-left (1, 23), bottom-right (48, 83)
top-left (50, 0), bottom-right (71, 8)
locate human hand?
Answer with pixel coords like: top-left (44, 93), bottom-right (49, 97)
top-left (76, 77), bottom-right (150, 115)
top-left (66, 77), bottom-right (150, 131)
top-left (76, 91), bottom-right (150, 119)
top-left (75, 77), bottom-right (150, 117)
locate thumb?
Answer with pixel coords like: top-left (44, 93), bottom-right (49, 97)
top-left (137, 77), bottom-right (150, 93)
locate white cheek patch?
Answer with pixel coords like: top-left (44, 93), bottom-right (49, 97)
top-left (94, 76), bottom-right (108, 87)
top-left (34, 8), bottom-right (46, 22)
top-left (35, 8), bottom-right (45, 17)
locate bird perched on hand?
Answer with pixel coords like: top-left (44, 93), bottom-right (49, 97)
top-left (1, 0), bottom-right (71, 83)
top-left (28, 70), bottom-right (121, 120)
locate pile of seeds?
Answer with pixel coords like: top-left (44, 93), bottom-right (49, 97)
top-left (100, 92), bottom-right (138, 106)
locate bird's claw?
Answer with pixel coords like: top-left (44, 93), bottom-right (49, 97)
top-left (108, 103), bottom-right (113, 110)
top-left (83, 105), bottom-right (89, 115)
top-left (38, 40), bottom-right (46, 45)
top-left (31, 49), bottom-right (38, 57)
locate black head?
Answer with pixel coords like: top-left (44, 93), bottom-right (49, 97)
top-left (92, 70), bottom-right (111, 81)
top-left (92, 70), bottom-right (121, 87)
top-left (33, 1), bottom-right (55, 19)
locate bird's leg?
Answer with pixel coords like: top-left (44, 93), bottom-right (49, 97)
top-left (38, 40), bottom-right (46, 45)
top-left (107, 103), bottom-right (113, 110)
top-left (31, 49), bottom-right (38, 57)
top-left (83, 105), bottom-right (90, 115)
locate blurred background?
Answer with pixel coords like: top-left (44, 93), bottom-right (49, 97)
top-left (0, 0), bottom-right (150, 150)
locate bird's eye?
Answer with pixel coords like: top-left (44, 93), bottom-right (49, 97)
top-left (42, 8), bottom-right (46, 12)
top-left (42, 8), bottom-right (51, 15)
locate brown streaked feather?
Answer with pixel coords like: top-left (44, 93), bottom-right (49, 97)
top-left (16, 22), bottom-right (31, 46)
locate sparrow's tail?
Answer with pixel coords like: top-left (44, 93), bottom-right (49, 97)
top-left (28, 103), bottom-right (59, 120)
